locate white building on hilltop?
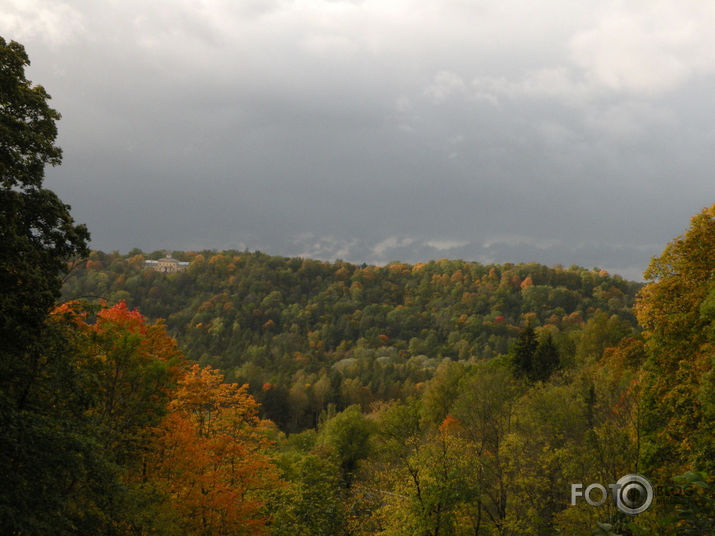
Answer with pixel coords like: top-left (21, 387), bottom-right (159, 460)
top-left (145, 254), bottom-right (190, 273)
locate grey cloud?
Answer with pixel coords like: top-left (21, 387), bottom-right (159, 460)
top-left (3, 1), bottom-right (713, 282)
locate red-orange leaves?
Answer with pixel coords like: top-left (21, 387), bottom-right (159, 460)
top-left (49, 302), bottom-right (280, 533)
top-left (96, 300), bottom-right (145, 334)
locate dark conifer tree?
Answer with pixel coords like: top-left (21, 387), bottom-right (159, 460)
top-left (513, 326), bottom-right (538, 378)
top-left (532, 333), bottom-right (560, 381)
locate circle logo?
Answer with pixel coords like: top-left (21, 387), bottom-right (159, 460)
top-left (615, 474), bottom-right (653, 515)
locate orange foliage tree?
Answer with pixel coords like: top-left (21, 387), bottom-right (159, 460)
top-left (52, 300), bottom-right (185, 458)
top-left (49, 301), bottom-right (283, 534)
top-left (149, 364), bottom-right (282, 535)
top-left (40, 301), bottom-right (187, 532)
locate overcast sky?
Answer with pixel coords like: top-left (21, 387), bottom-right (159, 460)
top-left (2, 0), bottom-right (713, 280)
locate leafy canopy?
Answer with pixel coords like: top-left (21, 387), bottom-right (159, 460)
top-left (0, 36), bottom-right (89, 368)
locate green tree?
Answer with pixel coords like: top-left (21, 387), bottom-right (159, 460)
top-left (661, 471), bottom-right (713, 534)
top-left (270, 454), bottom-right (345, 536)
top-left (421, 360), bottom-right (465, 424)
top-left (513, 326), bottom-right (538, 379)
top-left (0, 37), bottom-right (90, 535)
top-left (319, 404), bottom-right (374, 486)
top-left (576, 311), bottom-right (630, 363)
top-left (451, 362), bottom-right (521, 534)
top-left (0, 36), bottom-right (89, 371)
top-left (532, 333), bottom-right (560, 382)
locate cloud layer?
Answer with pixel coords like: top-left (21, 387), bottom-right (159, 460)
top-left (2, 0), bottom-right (713, 280)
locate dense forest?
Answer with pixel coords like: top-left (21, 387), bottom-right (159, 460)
top-left (2, 36), bottom-right (712, 535)
top-left (63, 253), bottom-right (641, 430)
top-left (47, 207), bottom-right (715, 535)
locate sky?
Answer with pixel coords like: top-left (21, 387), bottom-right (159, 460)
top-left (2, 0), bottom-right (713, 280)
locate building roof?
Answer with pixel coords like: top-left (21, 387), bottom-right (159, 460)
top-left (145, 257), bottom-right (189, 267)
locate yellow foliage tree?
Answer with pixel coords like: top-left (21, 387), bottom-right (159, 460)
top-left (635, 203), bottom-right (714, 477)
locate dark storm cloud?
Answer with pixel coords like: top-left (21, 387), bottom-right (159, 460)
top-left (2, 0), bottom-right (713, 280)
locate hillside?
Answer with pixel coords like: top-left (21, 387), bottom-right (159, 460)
top-left (63, 251), bottom-right (641, 428)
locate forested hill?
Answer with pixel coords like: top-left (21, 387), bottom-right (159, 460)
top-left (63, 251), bottom-right (641, 428)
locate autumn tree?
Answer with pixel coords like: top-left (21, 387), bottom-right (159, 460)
top-left (85, 301), bottom-right (185, 464)
top-left (576, 311), bottom-right (631, 363)
top-left (421, 360), bottom-right (465, 425)
top-left (0, 299), bottom-right (186, 534)
top-left (636, 204), bottom-right (714, 478)
top-left (149, 364), bottom-right (282, 535)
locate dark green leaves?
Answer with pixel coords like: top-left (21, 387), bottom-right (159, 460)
top-left (0, 37), bottom-right (62, 190)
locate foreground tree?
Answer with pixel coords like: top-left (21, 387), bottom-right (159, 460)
top-left (636, 204), bottom-right (714, 478)
top-left (1, 300), bottom-right (184, 534)
top-left (319, 404), bottom-right (374, 487)
top-left (148, 365), bottom-right (282, 535)
top-left (0, 36), bottom-right (91, 534)
top-left (0, 36), bottom-right (89, 385)
top-left (270, 454), bottom-right (346, 536)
